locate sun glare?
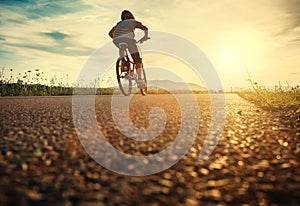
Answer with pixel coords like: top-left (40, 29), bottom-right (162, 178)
top-left (219, 48), bottom-right (241, 70)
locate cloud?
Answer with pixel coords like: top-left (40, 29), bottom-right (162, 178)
top-left (26, 1), bottom-right (90, 19)
top-left (279, 0), bottom-right (300, 34)
top-left (0, 0), bottom-right (92, 19)
top-left (291, 36), bottom-right (300, 43)
top-left (5, 18), bottom-right (26, 25)
top-left (261, 0), bottom-right (300, 45)
top-left (0, 1), bottom-right (96, 58)
top-left (3, 40), bottom-right (93, 56)
top-left (0, 49), bottom-right (11, 55)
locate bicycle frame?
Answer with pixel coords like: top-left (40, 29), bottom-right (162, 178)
top-left (116, 40), bottom-right (148, 96)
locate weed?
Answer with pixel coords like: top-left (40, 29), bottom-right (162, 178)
top-left (238, 72), bottom-right (300, 109)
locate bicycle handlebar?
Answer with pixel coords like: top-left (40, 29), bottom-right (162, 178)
top-left (136, 37), bottom-right (151, 44)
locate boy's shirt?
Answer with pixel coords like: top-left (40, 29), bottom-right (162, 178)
top-left (113, 19), bottom-right (142, 39)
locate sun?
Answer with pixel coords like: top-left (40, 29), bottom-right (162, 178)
top-left (219, 48), bottom-right (241, 70)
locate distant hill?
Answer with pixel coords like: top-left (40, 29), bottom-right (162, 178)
top-left (147, 80), bottom-right (206, 91)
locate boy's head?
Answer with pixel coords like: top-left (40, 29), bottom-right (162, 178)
top-left (121, 10), bottom-right (135, 20)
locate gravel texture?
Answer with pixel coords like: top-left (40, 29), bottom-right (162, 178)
top-left (0, 94), bottom-right (299, 205)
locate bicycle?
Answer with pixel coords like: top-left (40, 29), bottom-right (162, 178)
top-left (116, 38), bottom-right (150, 96)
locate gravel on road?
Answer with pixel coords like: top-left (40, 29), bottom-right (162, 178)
top-left (0, 94), bottom-right (299, 205)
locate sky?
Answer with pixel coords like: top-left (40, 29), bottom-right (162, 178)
top-left (0, 0), bottom-right (300, 90)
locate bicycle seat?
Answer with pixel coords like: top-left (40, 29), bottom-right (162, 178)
top-left (118, 42), bottom-right (128, 49)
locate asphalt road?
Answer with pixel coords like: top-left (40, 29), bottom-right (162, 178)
top-left (0, 94), bottom-right (299, 205)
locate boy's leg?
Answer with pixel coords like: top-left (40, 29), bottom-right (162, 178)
top-left (127, 39), bottom-right (144, 80)
top-left (135, 62), bottom-right (145, 89)
top-left (130, 52), bottom-right (143, 79)
top-left (131, 53), bottom-right (145, 89)
top-left (114, 38), bottom-right (140, 76)
top-left (135, 62), bottom-right (143, 79)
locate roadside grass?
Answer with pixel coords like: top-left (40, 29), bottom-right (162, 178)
top-left (0, 83), bottom-right (117, 96)
top-left (0, 67), bottom-right (74, 96)
top-left (0, 83), bottom-right (73, 96)
top-left (238, 75), bottom-right (300, 110)
top-left (1, 83), bottom-right (209, 96)
top-left (0, 67), bottom-right (209, 96)
top-left (0, 67), bottom-right (117, 96)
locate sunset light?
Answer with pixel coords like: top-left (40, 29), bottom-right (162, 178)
top-left (219, 48), bottom-right (241, 70)
top-left (0, 1), bottom-right (299, 90)
top-left (0, 1), bottom-right (299, 205)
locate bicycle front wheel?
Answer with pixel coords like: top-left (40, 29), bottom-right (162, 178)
top-left (116, 58), bottom-right (132, 96)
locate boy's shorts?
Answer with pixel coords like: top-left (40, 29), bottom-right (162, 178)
top-left (113, 37), bottom-right (142, 64)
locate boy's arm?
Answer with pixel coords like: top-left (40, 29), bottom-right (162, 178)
top-left (108, 27), bottom-right (115, 39)
top-left (138, 24), bottom-right (148, 39)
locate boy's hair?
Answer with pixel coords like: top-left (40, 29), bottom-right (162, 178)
top-left (121, 10), bottom-right (135, 20)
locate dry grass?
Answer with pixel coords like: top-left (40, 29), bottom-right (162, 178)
top-left (238, 73), bottom-right (300, 109)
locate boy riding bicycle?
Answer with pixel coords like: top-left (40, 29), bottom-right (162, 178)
top-left (108, 10), bottom-right (149, 87)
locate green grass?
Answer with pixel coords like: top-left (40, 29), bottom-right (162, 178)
top-left (0, 83), bottom-right (73, 96)
top-left (0, 67), bottom-right (116, 96)
top-left (0, 67), bottom-right (75, 96)
top-left (0, 67), bottom-right (209, 96)
top-left (0, 83), bottom-right (119, 96)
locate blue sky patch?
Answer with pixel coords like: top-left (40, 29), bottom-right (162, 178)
top-left (42, 31), bottom-right (69, 41)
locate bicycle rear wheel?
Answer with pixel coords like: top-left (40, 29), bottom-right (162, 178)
top-left (139, 68), bottom-right (147, 96)
top-left (116, 58), bottom-right (132, 96)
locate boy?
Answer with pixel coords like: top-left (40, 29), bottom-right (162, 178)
top-left (108, 10), bottom-right (149, 85)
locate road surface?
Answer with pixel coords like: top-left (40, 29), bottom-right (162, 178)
top-left (0, 94), bottom-right (299, 205)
